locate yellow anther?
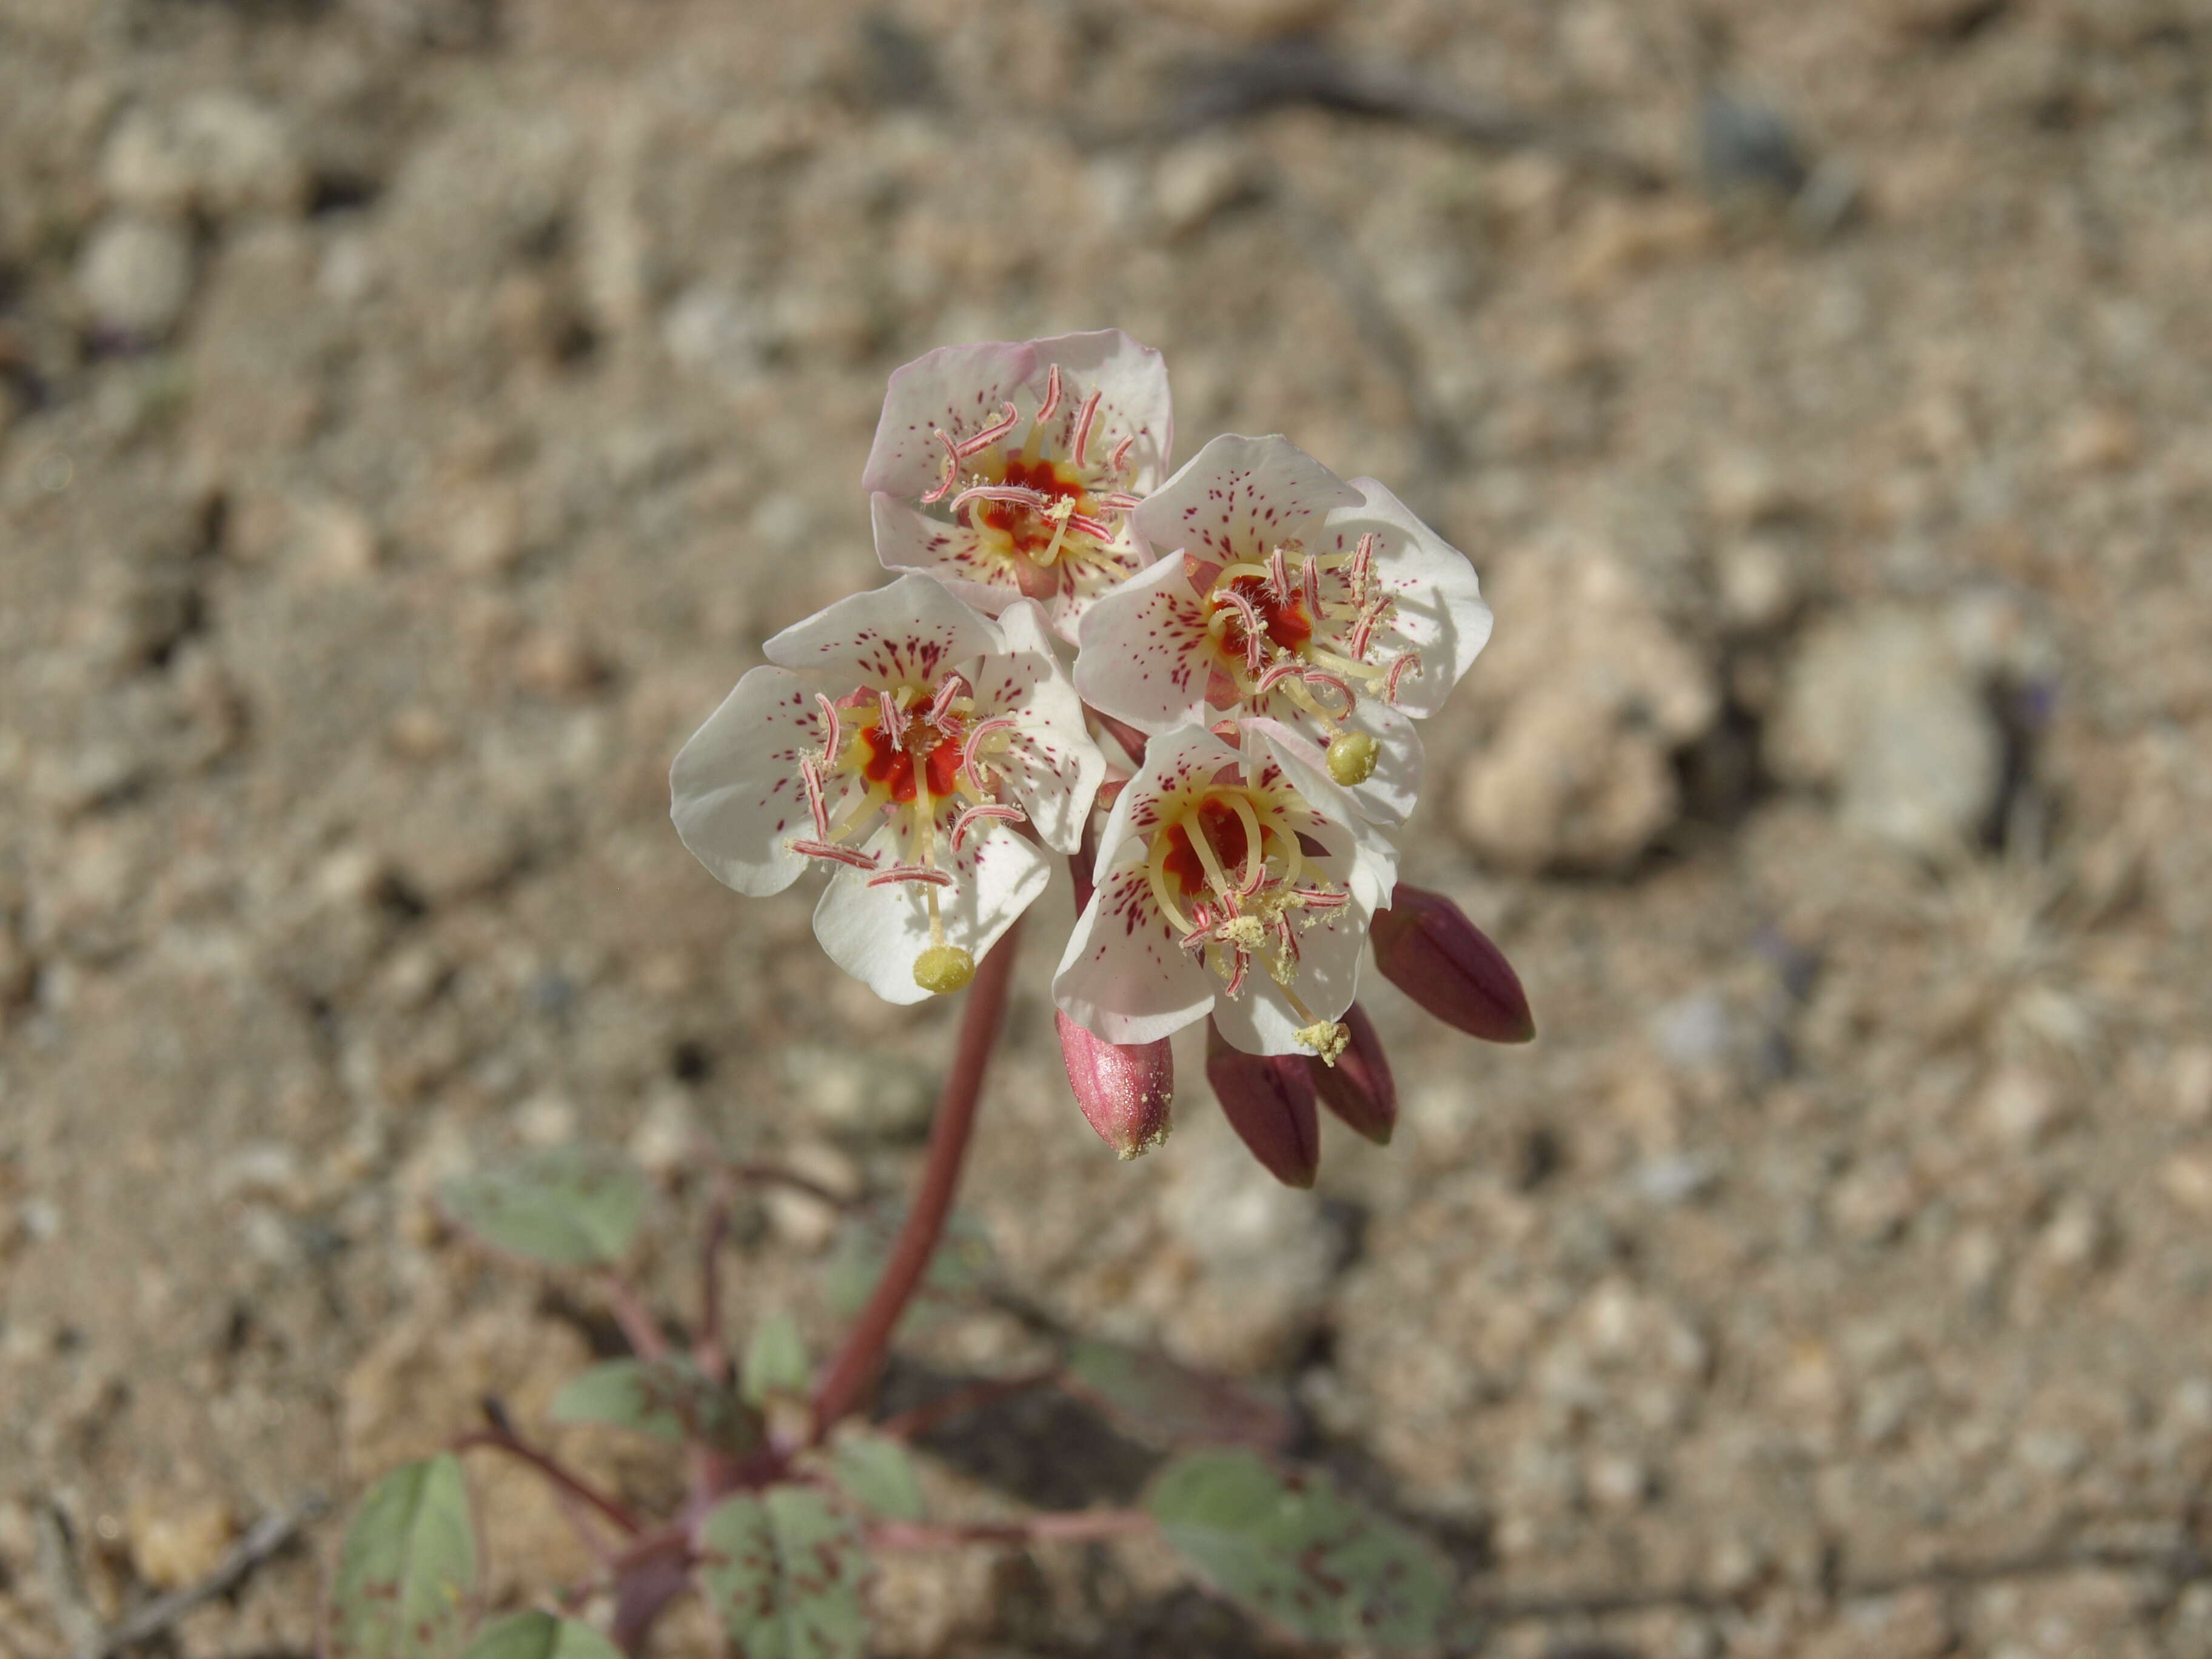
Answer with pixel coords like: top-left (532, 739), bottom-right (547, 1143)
top-left (1326, 731), bottom-right (1379, 786)
top-left (1216, 915), bottom-right (1267, 950)
top-left (1295, 1020), bottom-right (1351, 1065)
top-left (913, 945), bottom-right (977, 995)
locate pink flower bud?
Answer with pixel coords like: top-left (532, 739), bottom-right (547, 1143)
top-left (1205, 1020), bottom-right (1320, 1189)
top-left (1370, 884), bottom-right (1536, 1044)
top-left (1309, 1001), bottom-right (1396, 1145)
top-left (1057, 1012), bottom-right (1175, 1160)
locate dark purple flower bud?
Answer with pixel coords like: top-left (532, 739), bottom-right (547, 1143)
top-left (1205, 1020), bottom-right (1320, 1189)
top-left (1309, 1002), bottom-right (1396, 1145)
top-left (1370, 884), bottom-right (1536, 1044)
top-left (1057, 1013), bottom-right (1175, 1160)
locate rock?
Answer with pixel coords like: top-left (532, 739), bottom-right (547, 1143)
top-left (1766, 606), bottom-right (2002, 859)
top-left (1453, 539), bottom-right (1719, 872)
top-left (78, 213), bottom-right (195, 338)
top-left (1454, 679), bottom-right (1683, 871)
top-left (1801, 1588), bottom-right (1951, 1659)
top-left (1156, 1123), bottom-right (1342, 1370)
top-left (1141, 0), bottom-right (1341, 39)
top-left (760, 1141), bottom-right (860, 1252)
top-left (1153, 140), bottom-right (1252, 236)
top-left (124, 1498), bottom-right (235, 1592)
top-left (783, 1045), bottom-right (936, 1141)
top-left (101, 93), bottom-right (307, 221)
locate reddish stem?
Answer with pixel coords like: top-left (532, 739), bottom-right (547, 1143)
top-left (451, 1427), bottom-right (643, 1536)
top-left (809, 920), bottom-right (1022, 1440)
top-left (728, 1161), bottom-right (855, 1212)
top-left (597, 1270), bottom-right (669, 1364)
top-left (870, 1510), bottom-right (1155, 1550)
top-left (874, 1369), bottom-right (1060, 1444)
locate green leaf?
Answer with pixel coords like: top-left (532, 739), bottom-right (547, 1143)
top-left (550, 1357), bottom-right (752, 1452)
top-left (740, 1312), bottom-right (811, 1407)
top-left (698, 1487), bottom-right (870, 1659)
top-left (1145, 1450), bottom-right (1452, 1647)
top-left (440, 1148), bottom-right (647, 1269)
top-left (327, 1455), bottom-right (478, 1659)
top-left (822, 1208), bottom-right (994, 1329)
top-left (1062, 1339), bottom-right (1295, 1452)
top-left (457, 1610), bottom-right (623, 1659)
top-left (825, 1433), bottom-right (925, 1521)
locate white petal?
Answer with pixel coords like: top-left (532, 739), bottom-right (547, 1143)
top-left (1320, 478), bottom-right (1493, 720)
top-left (669, 665), bottom-right (826, 897)
top-left (973, 599), bottom-right (1104, 854)
top-left (1255, 696), bottom-right (1424, 828)
top-left (1207, 910), bottom-right (1368, 1056)
top-left (862, 339), bottom-right (1039, 498)
top-left (1087, 723), bottom-right (1246, 892)
top-left (1242, 719), bottom-right (1399, 910)
top-left (1131, 434), bottom-right (1361, 568)
top-left (1025, 328), bottom-right (1173, 491)
top-left (870, 492), bottom-right (1033, 615)
top-left (813, 813), bottom-right (1049, 1006)
top-left (764, 572), bottom-right (1004, 688)
top-left (1073, 554), bottom-right (1214, 733)
top-left (1052, 857), bottom-right (1216, 1045)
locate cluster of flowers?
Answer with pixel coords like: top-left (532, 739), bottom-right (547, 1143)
top-left (673, 331), bottom-right (1531, 1185)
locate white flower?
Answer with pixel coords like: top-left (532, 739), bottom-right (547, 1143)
top-left (672, 574), bottom-right (1104, 1004)
top-left (865, 330), bottom-right (1173, 642)
top-left (1052, 720), bottom-right (1396, 1059)
top-left (1074, 434), bottom-right (1492, 825)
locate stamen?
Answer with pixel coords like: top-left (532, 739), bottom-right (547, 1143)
top-left (949, 801), bottom-right (1025, 852)
top-left (1291, 886), bottom-right (1349, 910)
top-left (949, 483), bottom-right (1053, 517)
top-left (1268, 547), bottom-right (1292, 605)
top-left (1384, 653), bottom-right (1424, 701)
top-left (960, 716), bottom-right (1020, 790)
top-left (866, 865), bottom-right (956, 889)
top-left (1229, 796), bottom-right (1267, 897)
top-left (1108, 432), bottom-right (1136, 475)
top-left (1220, 951), bottom-right (1250, 999)
top-left (1144, 833), bottom-right (1199, 938)
top-left (1349, 598), bottom-right (1391, 663)
top-left (1299, 668), bottom-right (1358, 720)
top-left (921, 429), bottom-right (961, 504)
top-left (813, 693), bottom-right (843, 768)
top-left (956, 401), bottom-right (1022, 457)
top-left (1253, 660), bottom-right (1307, 699)
top-left (1037, 363), bottom-right (1064, 425)
top-left (1212, 586), bottom-right (1268, 675)
top-left (799, 756), bottom-right (831, 839)
top-left (1096, 492), bottom-right (1144, 511)
top-left (1302, 555), bottom-right (1324, 621)
top-left (1349, 533), bottom-right (1376, 605)
top-left (790, 839), bottom-right (879, 871)
top-left (1064, 511), bottom-right (1118, 542)
top-left (927, 674), bottom-right (970, 727)
top-left (877, 689), bottom-right (909, 749)
top-left (1071, 390), bottom-right (1103, 467)
top-left (1034, 498), bottom-right (1077, 569)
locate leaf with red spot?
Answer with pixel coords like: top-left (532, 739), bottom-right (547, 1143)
top-left (1061, 1340), bottom-right (1295, 1452)
top-left (697, 1487), bottom-right (870, 1659)
top-left (549, 1357), bottom-right (754, 1454)
top-left (439, 1148), bottom-right (646, 1270)
top-left (1145, 1449), bottom-right (1451, 1647)
top-left (326, 1455), bottom-right (478, 1659)
top-left (455, 1611), bottom-right (622, 1659)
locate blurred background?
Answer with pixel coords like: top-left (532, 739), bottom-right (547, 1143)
top-left (4, 0), bottom-right (2212, 1654)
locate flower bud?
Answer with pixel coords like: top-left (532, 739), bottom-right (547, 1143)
top-left (1308, 1001), bottom-right (1396, 1145)
top-left (1057, 1013), bottom-right (1175, 1160)
top-left (1369, 885), bottom-right (1535, 1044)
top-left (1205, 1020), bottom-right (1321, 1189)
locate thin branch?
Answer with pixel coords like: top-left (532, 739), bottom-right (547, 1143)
top-left (596, 1269), bottom-right (670, 1363)
top-left (874, 1369), bottom-right (1061, 1444)
top-left (695, 1179), bottom-right (734, 1382)
top-left (870, 1510), bottom-right (1156, 1552)
top-left (452, 1427), bottom-right (643, 1537)
top-left (809, 920), bottom-right (1024, 1440)
top-left (729, 1161), bottom-right (857, 1212)
top-left (86, 1496), bottom-right (328, 1659)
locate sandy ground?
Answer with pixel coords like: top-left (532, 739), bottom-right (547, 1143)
top-left (5, 0), bottom-right (2212, 1654)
